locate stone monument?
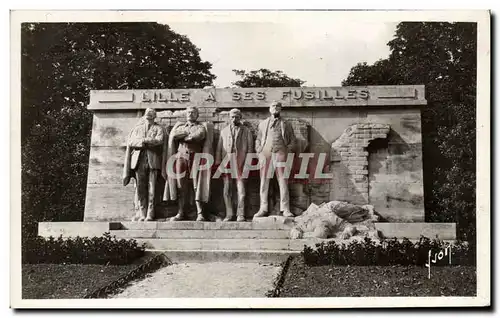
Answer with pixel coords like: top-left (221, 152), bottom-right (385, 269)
top-left (83, 86), bottom-right (430, 222)
top-left (39, 85), bottom-right (457, 260)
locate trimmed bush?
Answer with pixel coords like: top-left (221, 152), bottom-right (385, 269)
top-left (302, 236), bottom-right (475, 266)
top-left (22, 232), bottom-right (146, 265)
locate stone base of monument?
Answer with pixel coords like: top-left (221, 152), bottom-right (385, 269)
top-left (38, 217), bottom-right (456, 263)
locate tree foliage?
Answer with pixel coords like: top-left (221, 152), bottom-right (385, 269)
top-left (21, 23), bottom-right (216, 240)
top-left (342, 22), bottom-right (476, 240)
top-left (232, 68), bottom-right (305, 87)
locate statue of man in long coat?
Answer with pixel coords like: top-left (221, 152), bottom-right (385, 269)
top-left (162, 106), bottom-right (213, 221)
top-left (123, 108), bottom-right (165, 221)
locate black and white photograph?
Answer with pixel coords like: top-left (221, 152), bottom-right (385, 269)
top-left (9, 10), bottom-right (490, 308)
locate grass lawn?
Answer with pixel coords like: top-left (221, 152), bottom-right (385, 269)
top-left (22, 254), bottom-right (158, 299)
top-left (278, 257), bottom-right (476, 297)
top-left (22, 263), bottom-right (140, 299)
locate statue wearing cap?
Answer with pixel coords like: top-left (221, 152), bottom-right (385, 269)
top-left (122, 108), bottom-right (166, 221)
top-left (215, 108), bottom-right (254, 222)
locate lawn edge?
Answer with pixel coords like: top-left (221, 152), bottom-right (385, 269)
top-left (266, 255), bottom-right (293, 298)
top-left (84, 252), bottom-right (172, 299)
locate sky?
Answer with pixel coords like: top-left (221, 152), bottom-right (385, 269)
top-left (166, 21), bottom-right (397, 88)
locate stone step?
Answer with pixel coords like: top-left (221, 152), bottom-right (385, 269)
top-left (374, 222), bottom-right (456, 240)
top-left (136, 238), bottom-right (312, 251)
top-left (112, 217), bottom-right (294, 231)
top-left (160, 249), bottom-right (298, 263)
top-left (38, 221), bottom-right (456, 240)
top-left (110, 229), bottom-right (290, 239)
top-left (137, 236), bottom-right (457, 253)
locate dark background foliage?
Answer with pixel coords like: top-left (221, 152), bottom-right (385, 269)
top-left (342, 22), bottom-right (477, 241)
top-left (21, 22), bottom-right (476, 246)
top-left (231, 68), bottom-right (305, 87)
top-left (21, 23), bottom-right (216, 243)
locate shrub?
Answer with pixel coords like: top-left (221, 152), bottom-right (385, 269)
top-left (22, 232), bottom-right (146, 265)
top-left (302, 236), bottom-right (475, 266)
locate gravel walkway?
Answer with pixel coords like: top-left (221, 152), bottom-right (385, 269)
top-left (111, 262), bottom-right (282, 298)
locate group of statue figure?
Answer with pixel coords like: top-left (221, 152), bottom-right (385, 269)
top-left (122, 101), bottom-right (297, 222)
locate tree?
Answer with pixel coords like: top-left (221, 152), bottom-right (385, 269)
top-left (232, 68), bottom-right (305, 87)
top-left (341, 59), bottom-right (399, 86)
top-left (342, 22), bottom-right (476, 241)
top-left (21, 23), bottom-right (216, 240)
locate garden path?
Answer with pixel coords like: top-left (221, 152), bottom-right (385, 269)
top-left (111, 262), bottom-right (281, 298)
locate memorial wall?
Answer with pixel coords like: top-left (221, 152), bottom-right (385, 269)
top-left (84, 85), bottom-right (427, 222)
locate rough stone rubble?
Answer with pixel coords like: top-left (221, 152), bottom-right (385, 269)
top-left (290, 201), bottom-right (381, 240)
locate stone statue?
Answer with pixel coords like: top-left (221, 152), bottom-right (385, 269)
top-left (254, 101), bottom-right (297, 218)
top-left (123, 108), bottom-right (165, 221)
top-left (163, 106), bottom-right (213, 221)
top-left (215, 108), bottom-right (254, 222)
top-left (290, 201), bottom-right (381, 240)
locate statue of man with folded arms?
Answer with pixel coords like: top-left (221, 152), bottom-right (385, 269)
top-left (163, 106), bottom-right (213, 221)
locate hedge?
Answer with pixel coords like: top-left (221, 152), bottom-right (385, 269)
top-left (302, 236), bottom-right (475, 266)
top-left (22, 232), bottom-right (146, 265)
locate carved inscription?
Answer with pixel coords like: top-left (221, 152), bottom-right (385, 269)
top-left (282, 89), bottom-right (369, 101)
top-left (141, 91), bottom-right (190, 103)
top-left (138, 89), bottom-right (370, 104)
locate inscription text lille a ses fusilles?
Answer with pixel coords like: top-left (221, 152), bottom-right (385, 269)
top-left (140, 89), bottom-right (371, 103)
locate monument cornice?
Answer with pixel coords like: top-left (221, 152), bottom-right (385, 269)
top-left (88, 85), bottom-right (427, 110)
